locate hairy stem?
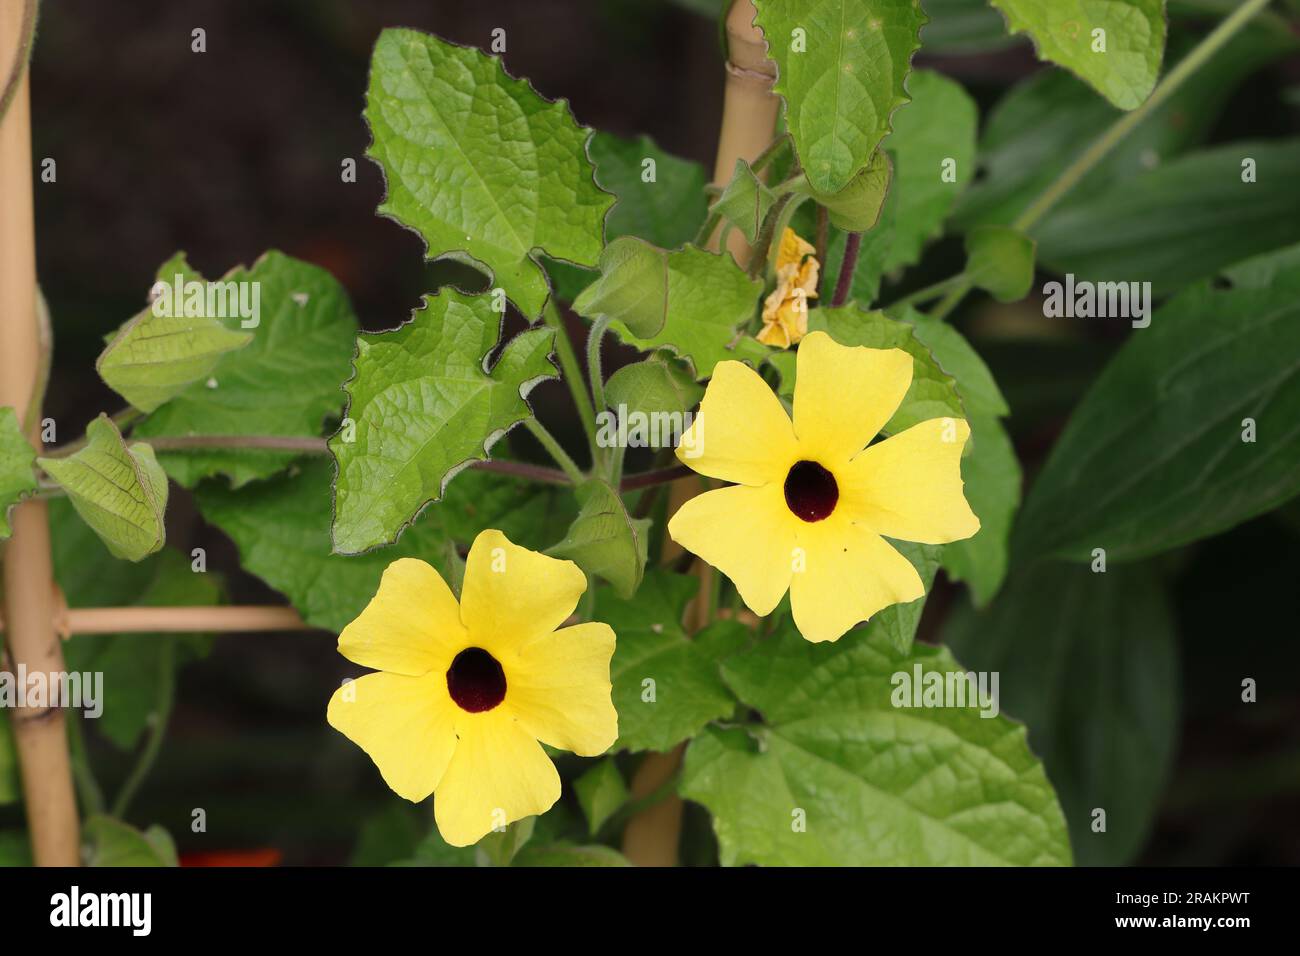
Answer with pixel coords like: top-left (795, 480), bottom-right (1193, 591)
top-left (542, 299), bottom-right (599, 465)
top-left (523, 418), bottom-right (585, 484)
top-left (830, 232), bottom-right (861, 307)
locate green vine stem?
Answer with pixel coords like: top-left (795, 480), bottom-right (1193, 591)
top-left (522, 418), bottom-right (585, 484)
top-left (111, 639), bottom-right (175, 818)
top-left (928, 0), bottom-right (1277, 321)
top-left (541, 299), bottom-right (600, 464)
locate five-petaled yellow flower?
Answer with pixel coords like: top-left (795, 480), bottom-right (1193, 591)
top-left (668, 331), bottom-right (979, 643)
top-left (758, 228), bottom-right (820, 349)
top-left (327, 530), bottom-right (617, 847)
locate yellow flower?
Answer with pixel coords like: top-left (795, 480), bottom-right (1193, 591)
top-left (327, 530), bottom-right (617, 847)
top-left (668, 331), bottom-right (979, 643)
top-left (759, 228), bottom-right (820, 348)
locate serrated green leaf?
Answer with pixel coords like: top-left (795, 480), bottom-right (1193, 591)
top-left (680, 623), bottom-right (1072, 866)
top-left (713, 158), bottom-right (775, 243)
top-left (603, 353), bottom-right (704, 419)
top-left (547, 132), bottom-right (710, 303)
top-left (96, 253), bottom-right (253, 413)
top-left (512, 842), bottom-right (632, 867)
top-left (601, 572), bottom-right (748, 752)
top-left (1033, 140), bottom-right (1300, 294)
top-left (547, 479), bottom-right (649, 599)
top-left (946, 560), bottom-right (1177, 865)
top-left (1016, 244), bottom-right (1300, 564)
top-left (753, 0), bottom-right (927, 195)
top-left (330, 289), bottom-right (557, 555)
top-left (576, 241), bottom-right (762, 380)
top-left (770, 306), bottom-right (965, 435)
top-left (988, 0), bottom-right (1166, 110)
top-left (131, 251), bottom-right (359, 487)
top-left (574, 759), bottom-right (630, 836)
top-left (365, 28), bottom-right (612, 319)
top-left (83, 816), bottom-right (178, 867)
top-left (965, 224), bottom-right (1036, 302)
top-left (0, 406), bottom-right (36, 539)
top-left (198, 458), bottom-right (571, 633)
top-left (38, 416), bottom-right (167, 562)
top-left (942, 415), bottom-right (1020, 606)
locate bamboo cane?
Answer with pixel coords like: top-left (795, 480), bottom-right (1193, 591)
top-left (0, 18), bottom-right (81, 865)
top-left (621, 0), bottom-right (778, 867)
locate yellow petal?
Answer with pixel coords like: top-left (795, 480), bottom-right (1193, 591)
top-left (777, 227), bottom-right (815, 271)
top-left (337, 558), bottom-right (465, 676)
top-left (796, 258), bottom-right (820, 297)
top-left (789, 520), bottom-right (925, 643)
top-left (792, 332), bottom-right (913, 465)
top-left (757, 320), bottom-right (791, 348)
top-left (762, 275), bottom-right (793, 322)
top-left (433, 710), bottom-right (561, 847)
top-left (668, 482), bottom-right (797, 615)
top-left (327, 670), bottom-right (458, 801)
top-left (459, 529), bottom-right (586, 653)
top-left (841, 416), bottom-right (980, 543)
top-left (508, 622), bottom-right (618, 756)
top-left (675, 360), bottom-right (797, 486)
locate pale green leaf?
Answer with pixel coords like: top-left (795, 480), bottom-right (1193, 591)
top-left (680, 624), bottom-right (1072, 866)
top-left (712, 158), bottom-right (775, 243)
top-left (753, 0), bottom-right (928, 194)
top-left (0, 406), bottom-right (36, 539)
top-left (83, 816), bottom-right (178, 867)
top-left (988, 0), bottom-right (1166, 110)
top-left (601, 572), bottom-right (748, 752)
top-left (575, 240), bottom-right (762, 380)
top-left (365, 27), bottom-right (612, 319)
top-left (1016, 243), bottom-right (1300, 564)
top-left (965, 224), bottom-right (1036, 302)
top-left (603, 353), bottom-right (703, 418)
top-left (946, 560), bottom-right (1178, 865)
top-left (547, 479), bottom-right (650, 599)
top-left (809, 148), bottom-right (892, 232)
top-left (330, 289), bottom-right (557, 554)
top-left (574, 759), bottom-right (630, 836)
top-left (38, 415), bottom-right (168, 562)
top-left (95, 252), bottom-right (253, 413)
top-left (131, 251), bottom-right (359, 487)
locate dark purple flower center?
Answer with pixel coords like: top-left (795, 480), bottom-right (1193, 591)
top-left (784, 460), bottom-right (838, 522)
top-left (446, 647), bottom-right (506, 713)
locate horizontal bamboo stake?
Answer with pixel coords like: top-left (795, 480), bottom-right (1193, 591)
top-left (0, 604), bottom-right (311, 637)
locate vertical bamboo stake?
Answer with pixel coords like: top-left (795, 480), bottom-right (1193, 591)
top-left (0, 13), bottom-right (82, 866)
top-left (621, 0), bottom-right (778, 867)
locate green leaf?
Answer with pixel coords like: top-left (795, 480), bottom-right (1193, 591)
top-left (197, 458), bottom-right (571, 633)
top-left (770, 306), bottom-right (965, 435)
top-left (0, 406), bottom-right (36, 539)
top-left (1033, 140), bottom-right (1300, 294)
top-left (946, 560), bottom-right (1178, 865)
top-left (1016, 244), bottom-right (1300, 564)
top-left (942, 415), bottom-right (1021, 606)
top-left (365, 27), bottom-right (612, 319)
top-left (603, 353), bottom-right (704, 418)
top-left (477, 817), bottom-right (535, 866)
top-left (547, 132), bottom-right (709, 303)
top-left (574, 759), bottom-right (630, 836)
top-left (680, 624), bottom-right (1072, 866)
top-left (511, 842), bottom-right (632, 867)
top-left (809, 148), bottom-right (892, 232)
top-left (330, 289), bottom-right (557, 555)
top-left (988, 0), bottom-right (1166, 110)
top-left (38, 415), bottom-right (168, 562)
top-left (575, 241), bottom-right (762, 380)
top-left (95, 253), bottom-right (253, 413)
top-left (965, 224), bottom-right (1036, 302)
top-left (752, 0), bottom-right (927, 195)
top-left (601, 572), bottom-right (748, 752)
top-left (131, 251), bottom-right (359, 487)
top-left (713, 158), bottom-right (776, 243)
top-left (900, 308), bottom-right (1009, 418)
top-left (954, 29), bottom-right (1290, 229)
top-left (83, 816), bottom-right (178, 867)
top-left (921, 0), bottom-right (1019, 53)
top-left (392, 828), bottom-right (477, 867)
top-left (547, 479), bottom-right (649, 599)
top-left (0, 711), bottom-right (17, 806)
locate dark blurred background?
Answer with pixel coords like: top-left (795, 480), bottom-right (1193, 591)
top-left (19, 0), bottom-right (1300, 865)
